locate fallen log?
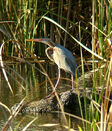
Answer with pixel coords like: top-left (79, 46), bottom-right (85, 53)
top-left (11, 72), bottom-right (94, 114)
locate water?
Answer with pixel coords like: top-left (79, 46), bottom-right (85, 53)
top-left (0, 62), bottom-right (82, 130)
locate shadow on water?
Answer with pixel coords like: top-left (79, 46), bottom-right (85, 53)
top-left (0, 61), bottom-right (82, 130)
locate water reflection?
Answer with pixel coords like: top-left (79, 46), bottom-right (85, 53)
top-left (0, 62), bottom-right (81, 130)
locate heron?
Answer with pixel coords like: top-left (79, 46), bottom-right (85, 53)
top-left (27, 38), bottom-right (79, 97)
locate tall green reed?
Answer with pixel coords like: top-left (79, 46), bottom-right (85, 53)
top-left (1, 0), bottom-right (112, 130)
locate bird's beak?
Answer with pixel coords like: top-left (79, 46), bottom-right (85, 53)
top-left (26, 38), bottom-right (44, 42)
top-left (26, 38), bottom-right (54, 47)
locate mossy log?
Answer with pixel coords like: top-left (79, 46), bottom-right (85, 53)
top-left (11, 72), bottom-right (94, 114)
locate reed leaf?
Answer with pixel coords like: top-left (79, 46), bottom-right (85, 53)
top-left (0, 42), bottom-right (13, 94)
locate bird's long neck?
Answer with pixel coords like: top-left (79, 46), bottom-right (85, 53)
top-left (45, 47), bottom-right (54, 61)
top-left (44, 39), bottom-right (56, 47)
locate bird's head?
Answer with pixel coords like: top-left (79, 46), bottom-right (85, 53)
top-left (26, 38), bottom-right (55, 47)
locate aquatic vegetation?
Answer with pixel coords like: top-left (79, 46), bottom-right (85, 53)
top-left (0, 0), bottom-right (112, 130)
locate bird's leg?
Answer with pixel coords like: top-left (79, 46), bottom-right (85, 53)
top-left (45, 68), bottom-right (61, 98)
top-left (54, 68), bottom-right (61, 89)
top-left (71, 74), bottom-right (74, 89)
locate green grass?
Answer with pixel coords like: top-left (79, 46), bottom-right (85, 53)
top-left (0, 0), bottom-right (112, 130)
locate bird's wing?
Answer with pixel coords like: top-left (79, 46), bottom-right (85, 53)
top-left (65, 56), bottom-right (77, 76)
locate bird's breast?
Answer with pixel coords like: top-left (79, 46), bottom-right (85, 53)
top-left (53, 47), bottom-right (69, 70)
top-left (53, 48), bottom-right (61, 68)
top-left (52, 45), bottom-right (77, 76)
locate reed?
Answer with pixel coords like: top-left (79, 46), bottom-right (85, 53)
top-left (78, 22), bottom-right (86, 130)
top-left (0, 0), bottom-right (112, 130)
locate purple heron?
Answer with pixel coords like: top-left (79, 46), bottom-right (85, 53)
top-left (27, 38), bottom-right (79, 97)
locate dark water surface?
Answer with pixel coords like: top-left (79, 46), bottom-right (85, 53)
top-left (0, 62), bottom-right (82, 131)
